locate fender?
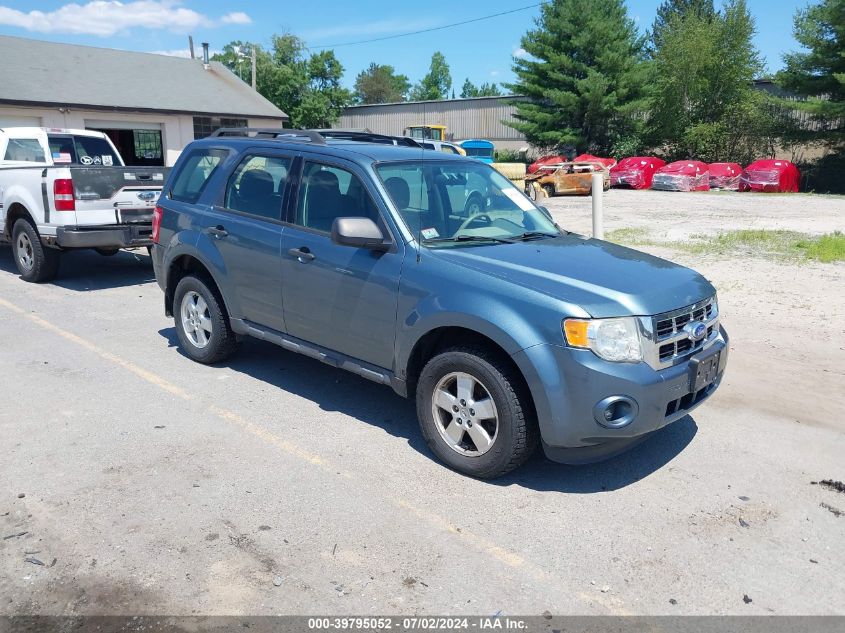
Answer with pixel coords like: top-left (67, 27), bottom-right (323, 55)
top-left (1, 180), bottom-right (43, 237)
top-left (161, 230), bottom-right (242, 321)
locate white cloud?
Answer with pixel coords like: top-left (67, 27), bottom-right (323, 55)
top-left (221, 11), bottom-right (250, 25)
top-left (0, 1), bottom-right (250, 36)
top-left (512, 46), bottom-right (529, 59)
top-left (490, 70), bottom-right (501, 77)
top-left (149, 47), bottom-right (220, 58)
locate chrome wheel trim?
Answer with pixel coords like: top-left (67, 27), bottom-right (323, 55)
top-left (180, 290), bottom-right (212, 349)
top-left (16, 232), bottom-right (34, 272)
top-left (431, 371), bottom-right (499, 457)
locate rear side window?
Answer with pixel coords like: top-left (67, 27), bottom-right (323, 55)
top-left (224, 154), bottom-right (291, 220)
top-left (4, 138), bottom-right (46, 162)
top-left (169, 148), bottom-right (228, 203)
top-left (47, 135), bottom-right (120, 166)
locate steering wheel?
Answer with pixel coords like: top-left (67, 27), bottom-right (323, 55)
top-left (458, 213), bottom-right (492, 232)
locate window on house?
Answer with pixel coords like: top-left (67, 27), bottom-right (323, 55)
top-left (193, 116), bottom-right (248, 139)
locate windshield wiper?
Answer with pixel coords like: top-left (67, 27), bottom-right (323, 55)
top-left (423, 234), bottom-right (516, 245)
top-left (513, 231), bottom-right (560, 241)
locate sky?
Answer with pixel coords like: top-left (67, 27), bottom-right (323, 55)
top-left (0, 0), bottom-right (808, 92)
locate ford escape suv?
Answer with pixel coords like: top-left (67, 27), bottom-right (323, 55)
top-left (151, 129), bottom-right (728, 478)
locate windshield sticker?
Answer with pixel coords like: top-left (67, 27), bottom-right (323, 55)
top-left (421, 227), bottom-right (439, 240)
top-left (52, 152), bottom-right (71, 164)
top-left (503, 187), bottom-right (535, 211)
top-left (80, 155), bottom-right (93, 165)
top-left (102, 155), bottom-right (113, 166)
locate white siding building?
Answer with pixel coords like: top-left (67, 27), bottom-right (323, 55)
top-left (0, 35), bottom-right (287, 166)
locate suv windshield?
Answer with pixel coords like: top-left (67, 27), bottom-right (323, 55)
top-left (376, 160), bottom-right (558, 245)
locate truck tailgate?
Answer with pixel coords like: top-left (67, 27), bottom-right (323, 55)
top-left (70, 166), bottom-right (170, 226)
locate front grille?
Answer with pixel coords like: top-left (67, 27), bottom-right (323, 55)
top-left (643, 297), bottom-right (719, 370)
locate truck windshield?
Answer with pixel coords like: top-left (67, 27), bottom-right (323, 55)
top-left (48, 135), bottom-right (121, 166)
top-left (377, 160), bottom-right (558, 246)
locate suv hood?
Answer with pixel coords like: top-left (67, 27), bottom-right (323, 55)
top-left (429, 234), bottom-right (715, 317)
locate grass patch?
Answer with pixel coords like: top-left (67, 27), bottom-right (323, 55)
top-left (608, 228), bottom-right (845, 263)
top-left (797, 231), bottom-right (845, 263)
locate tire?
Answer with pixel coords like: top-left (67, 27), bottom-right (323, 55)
top-left (491, 162), bottom-right (526, 180)
top-left (11, 218), bottom-right (60, 283)
top-left (543, 184), bottom-right (555, 198)
top-left (173, 274), bottom-right (238, 364)
top-left (416, 346), bottom-right (538, 478)
top-left (95, 248), bottom-right (120, 256)
top-left (464, 193), bottom-right (485, 215)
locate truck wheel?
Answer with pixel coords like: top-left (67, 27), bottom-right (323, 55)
top-left (12, 219), bottom-right (60, 283)
top-left (95, 248), bottom-right (120, 256)
top-left (416, 346), bottom-right (538, 478)
top-left (173, 274), bottom-right (238, 364)
top-left (464, 193), bottom-right (484, 215)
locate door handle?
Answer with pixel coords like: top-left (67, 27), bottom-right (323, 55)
top-left (288, 246), bottom-right (315, 262)
top-left (208, 225), bottom-right (228, 238)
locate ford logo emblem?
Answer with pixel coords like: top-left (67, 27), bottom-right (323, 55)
top-left (137, 192), bottom-right (157, 201)
top-left (684, 321), bottom-right (707, 342)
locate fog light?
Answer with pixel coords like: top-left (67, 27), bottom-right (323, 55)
top-left (593, 396), bottom-right (639, 429)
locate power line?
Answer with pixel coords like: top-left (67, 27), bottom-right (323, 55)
top-left (306, 3), bottom-right (544, 49)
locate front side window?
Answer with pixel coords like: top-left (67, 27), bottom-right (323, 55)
top-left (376, 160), bottom-right (558, 246)
top-left (294, 162), bottom-right (379, 233)
top-left (4, 138), bottom-right (46, 162)
top-left (224, 154), bottom-right (290, 220)
top-left (170, 148), bottom-right (228, 203)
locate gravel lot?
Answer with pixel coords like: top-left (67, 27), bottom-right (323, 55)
top-left (0, 189), bottom-right (843, 616)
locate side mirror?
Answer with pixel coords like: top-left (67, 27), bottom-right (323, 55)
top-left (331, 217), bottom-right (387, 250)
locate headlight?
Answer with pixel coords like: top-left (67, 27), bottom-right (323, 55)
top-left (563, 317), bottom-right (643, 363)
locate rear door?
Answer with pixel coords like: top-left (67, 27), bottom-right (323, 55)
top-left (194, 150), bottom-right (293, 333)
top-left (279, 158), bottom-right (403, 369)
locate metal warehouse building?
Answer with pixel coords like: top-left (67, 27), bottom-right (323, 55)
top-left (336, 96), bottom-right (529, 150)
top-left (0, 35), bottom-right (287, 167)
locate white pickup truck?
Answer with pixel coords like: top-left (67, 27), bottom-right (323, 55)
top-left (0, 127), bottom-right (170, 282)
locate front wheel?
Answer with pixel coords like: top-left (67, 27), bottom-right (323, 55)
top-left (12, 219), bottom-right (60, 283)
top-left (173, 274), bottom-right (238, 364)
top-left (416, 346), bottom-right (538, 478)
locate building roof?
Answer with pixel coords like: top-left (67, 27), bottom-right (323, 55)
top-left (344, 95), bottom-right (527, 110)
top-left (0, 35), bottom-right (287, 120)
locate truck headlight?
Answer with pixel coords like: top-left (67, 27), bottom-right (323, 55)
top-left (563, 317), bottom-right (643, 363)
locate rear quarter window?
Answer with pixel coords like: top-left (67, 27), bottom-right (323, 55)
top-left (169, 148), bottom-right (229, 203)
top-left (4, 138), bottom-right (46, 162)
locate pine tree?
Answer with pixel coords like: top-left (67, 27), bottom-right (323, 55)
top-left (650, 0), bottom-right (716, 50)
top-left (778, 0), bottom-right (845, 145)
top-left (505, 0), bottom-right (647, 153)
top-left (460, 79), bottom-right (503, 98)
top-left (354, 63), bottom-right (410, 104)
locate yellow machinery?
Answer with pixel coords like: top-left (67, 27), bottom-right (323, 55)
top-left (404, 125), bottom-right (447, 141)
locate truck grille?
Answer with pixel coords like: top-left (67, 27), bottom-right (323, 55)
top-left (641, 297), bottom-right (719, 370)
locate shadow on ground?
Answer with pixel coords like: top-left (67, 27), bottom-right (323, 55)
top-left (159, 327), bottom-right (697, 493)
top-left (0, 246), bottom-right (155, 291)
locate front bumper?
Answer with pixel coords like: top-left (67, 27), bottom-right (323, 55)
top-left (512, 326), bottom-right (729, 464)
top-left (54, 224), bottom-right (153, 249)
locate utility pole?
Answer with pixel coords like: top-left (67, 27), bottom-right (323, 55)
top-left (251, 45), bottom-right (256, 90)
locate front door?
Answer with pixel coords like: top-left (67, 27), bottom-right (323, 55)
top-left (280, 160), bottom-right (403, 370)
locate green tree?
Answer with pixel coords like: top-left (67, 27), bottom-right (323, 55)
top-left (213, 33), bottom-right (352, 129)
top-left (460, 79), bottom-right (503, 98)
top-left (505, 0), bottom-right (647, 153)
top-left (650, 0), bottom-right (716, 50)
top-left (646, 0), bottom-right (772, 162)
top-left (410, 52), bottom-right (452, 100)
top-left (353, 63), bottom-right (411, 104)
top-left (778, 0), bottom-right (845, 147)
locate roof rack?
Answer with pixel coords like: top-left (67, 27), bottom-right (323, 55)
top-left (314, 130), bottom-right (423, 148)
top-left (210, 128), bottom-right (326, 144)
top-left (209, 127), bottom-right (424, 148)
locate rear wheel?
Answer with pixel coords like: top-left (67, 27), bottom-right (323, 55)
top-left (173, 274), bottom-right (238, 364)
top-left (416, 346), bottom-right (538, 478)
top-left (12, 219), bottom-right (60, 283)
